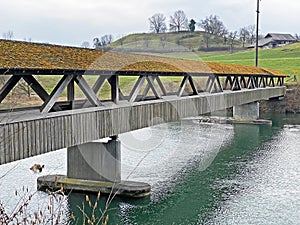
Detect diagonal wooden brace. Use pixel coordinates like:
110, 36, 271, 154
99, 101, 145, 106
41, 75, 74, 113
74, 75, 101, 107
0, 76, 21, 103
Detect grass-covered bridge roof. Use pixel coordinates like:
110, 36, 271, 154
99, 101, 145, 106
0, 39, 285, 76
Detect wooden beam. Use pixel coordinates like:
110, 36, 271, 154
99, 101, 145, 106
0, 76, 21, 103
108, 75, 119, 104
232, 76, 241, 91
22, 75, 49, 101
178, 76, 189, 97
74, 75, 101, 107
145, 76, 161, 99
67, 78, 75, 109
23, 75, 63, 111
92, 75, 111, 94
258, 76, 266, 88
41, 75, 74, 113
142, 76, 167, 98
155, 76, 167, 96
224, 75, 233, 90
208, 76, 216, 93
188, 76, 199, 95
129, 75, 146, 102
240, 76, 247, 88
215, 76, 223, 92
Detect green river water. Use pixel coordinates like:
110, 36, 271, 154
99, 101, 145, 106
1, 113, 300, 224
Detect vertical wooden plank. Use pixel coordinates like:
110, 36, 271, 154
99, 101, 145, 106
50, 118, 55, 152
59, 116, 64, 149
53, 117, 58, 151
32, 120, 37, 156
9, 124, 14, 162
27, 122, 32, 156
23, 122, 29, 158
70, 114, 75, 146
80, 114, 84, 143
38, 120, 44, 155
65, 115, 70, 148
35, 120, 40, 156
4, 125, 10, 163
18, 122, 24, 160
45, 119, 51, 153
0, 126, 5, 164
12, 123, 19, 161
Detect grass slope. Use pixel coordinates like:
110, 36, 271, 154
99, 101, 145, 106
110, 31, 244, 53
200, 43, 300, 74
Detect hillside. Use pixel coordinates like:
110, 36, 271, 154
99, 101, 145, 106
200, 43, 300, 75
110, 31, 245, 53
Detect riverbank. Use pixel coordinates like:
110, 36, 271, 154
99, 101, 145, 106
260, 83, 300, 113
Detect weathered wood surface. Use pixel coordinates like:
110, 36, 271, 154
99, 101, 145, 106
0, 86, 285, 165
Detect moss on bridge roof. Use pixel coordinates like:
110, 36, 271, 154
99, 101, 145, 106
0, 39, 285, 76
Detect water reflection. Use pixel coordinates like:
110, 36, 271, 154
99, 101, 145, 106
1, 114, 300, 224
207, 124, 300, 224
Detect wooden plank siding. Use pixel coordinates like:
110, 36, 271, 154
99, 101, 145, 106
0, 86, 285, 165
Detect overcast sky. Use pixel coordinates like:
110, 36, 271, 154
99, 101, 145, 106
1, 0, 299, 46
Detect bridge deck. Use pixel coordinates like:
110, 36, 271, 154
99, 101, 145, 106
0, 87, 285, 165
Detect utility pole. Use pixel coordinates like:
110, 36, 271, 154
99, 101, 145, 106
255, 0, 261, 67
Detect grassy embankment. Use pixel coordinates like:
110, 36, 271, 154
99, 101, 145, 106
110, 31, 244, 53
159, 42, 300, 77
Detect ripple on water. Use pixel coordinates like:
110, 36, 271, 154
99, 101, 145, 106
208, 125, 300, 225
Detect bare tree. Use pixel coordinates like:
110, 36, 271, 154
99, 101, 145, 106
101, 34, 113, 46
81, 41, 90, 48
247, 25, 256, 44
149, 13, 167, 33
239, 27, 250, 48
169, 10, 188, 32
228, 31, 238, 53
295, 33, 300, 40
93, 34, 113, 49
2, 30, 14, 40
199, 15, 228, 37
203, 33, 211, 49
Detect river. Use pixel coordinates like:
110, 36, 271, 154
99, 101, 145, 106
0, 113, 300, 224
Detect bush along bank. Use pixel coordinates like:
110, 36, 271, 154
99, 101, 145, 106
260, 84, 300, 113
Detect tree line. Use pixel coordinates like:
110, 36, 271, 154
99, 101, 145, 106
148, 10, 258, 47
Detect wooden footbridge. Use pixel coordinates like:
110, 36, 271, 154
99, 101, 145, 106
0, 40, 286, 196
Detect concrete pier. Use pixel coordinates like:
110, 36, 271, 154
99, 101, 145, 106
233, 102, 260, 120
37, 137, 151, 197
67, 138, 121, 182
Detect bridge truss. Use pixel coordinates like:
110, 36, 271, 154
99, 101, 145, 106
0, 69, 285, 113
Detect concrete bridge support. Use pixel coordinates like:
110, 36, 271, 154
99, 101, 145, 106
233, 102, 260, 120
38, 136, 151, 197
67, 137, 121, 182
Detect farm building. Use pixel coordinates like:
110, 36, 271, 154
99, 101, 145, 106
248, 33, 297, 49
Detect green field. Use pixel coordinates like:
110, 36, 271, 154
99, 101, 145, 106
200, 43, 300, 75
155, 43, 300, 75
